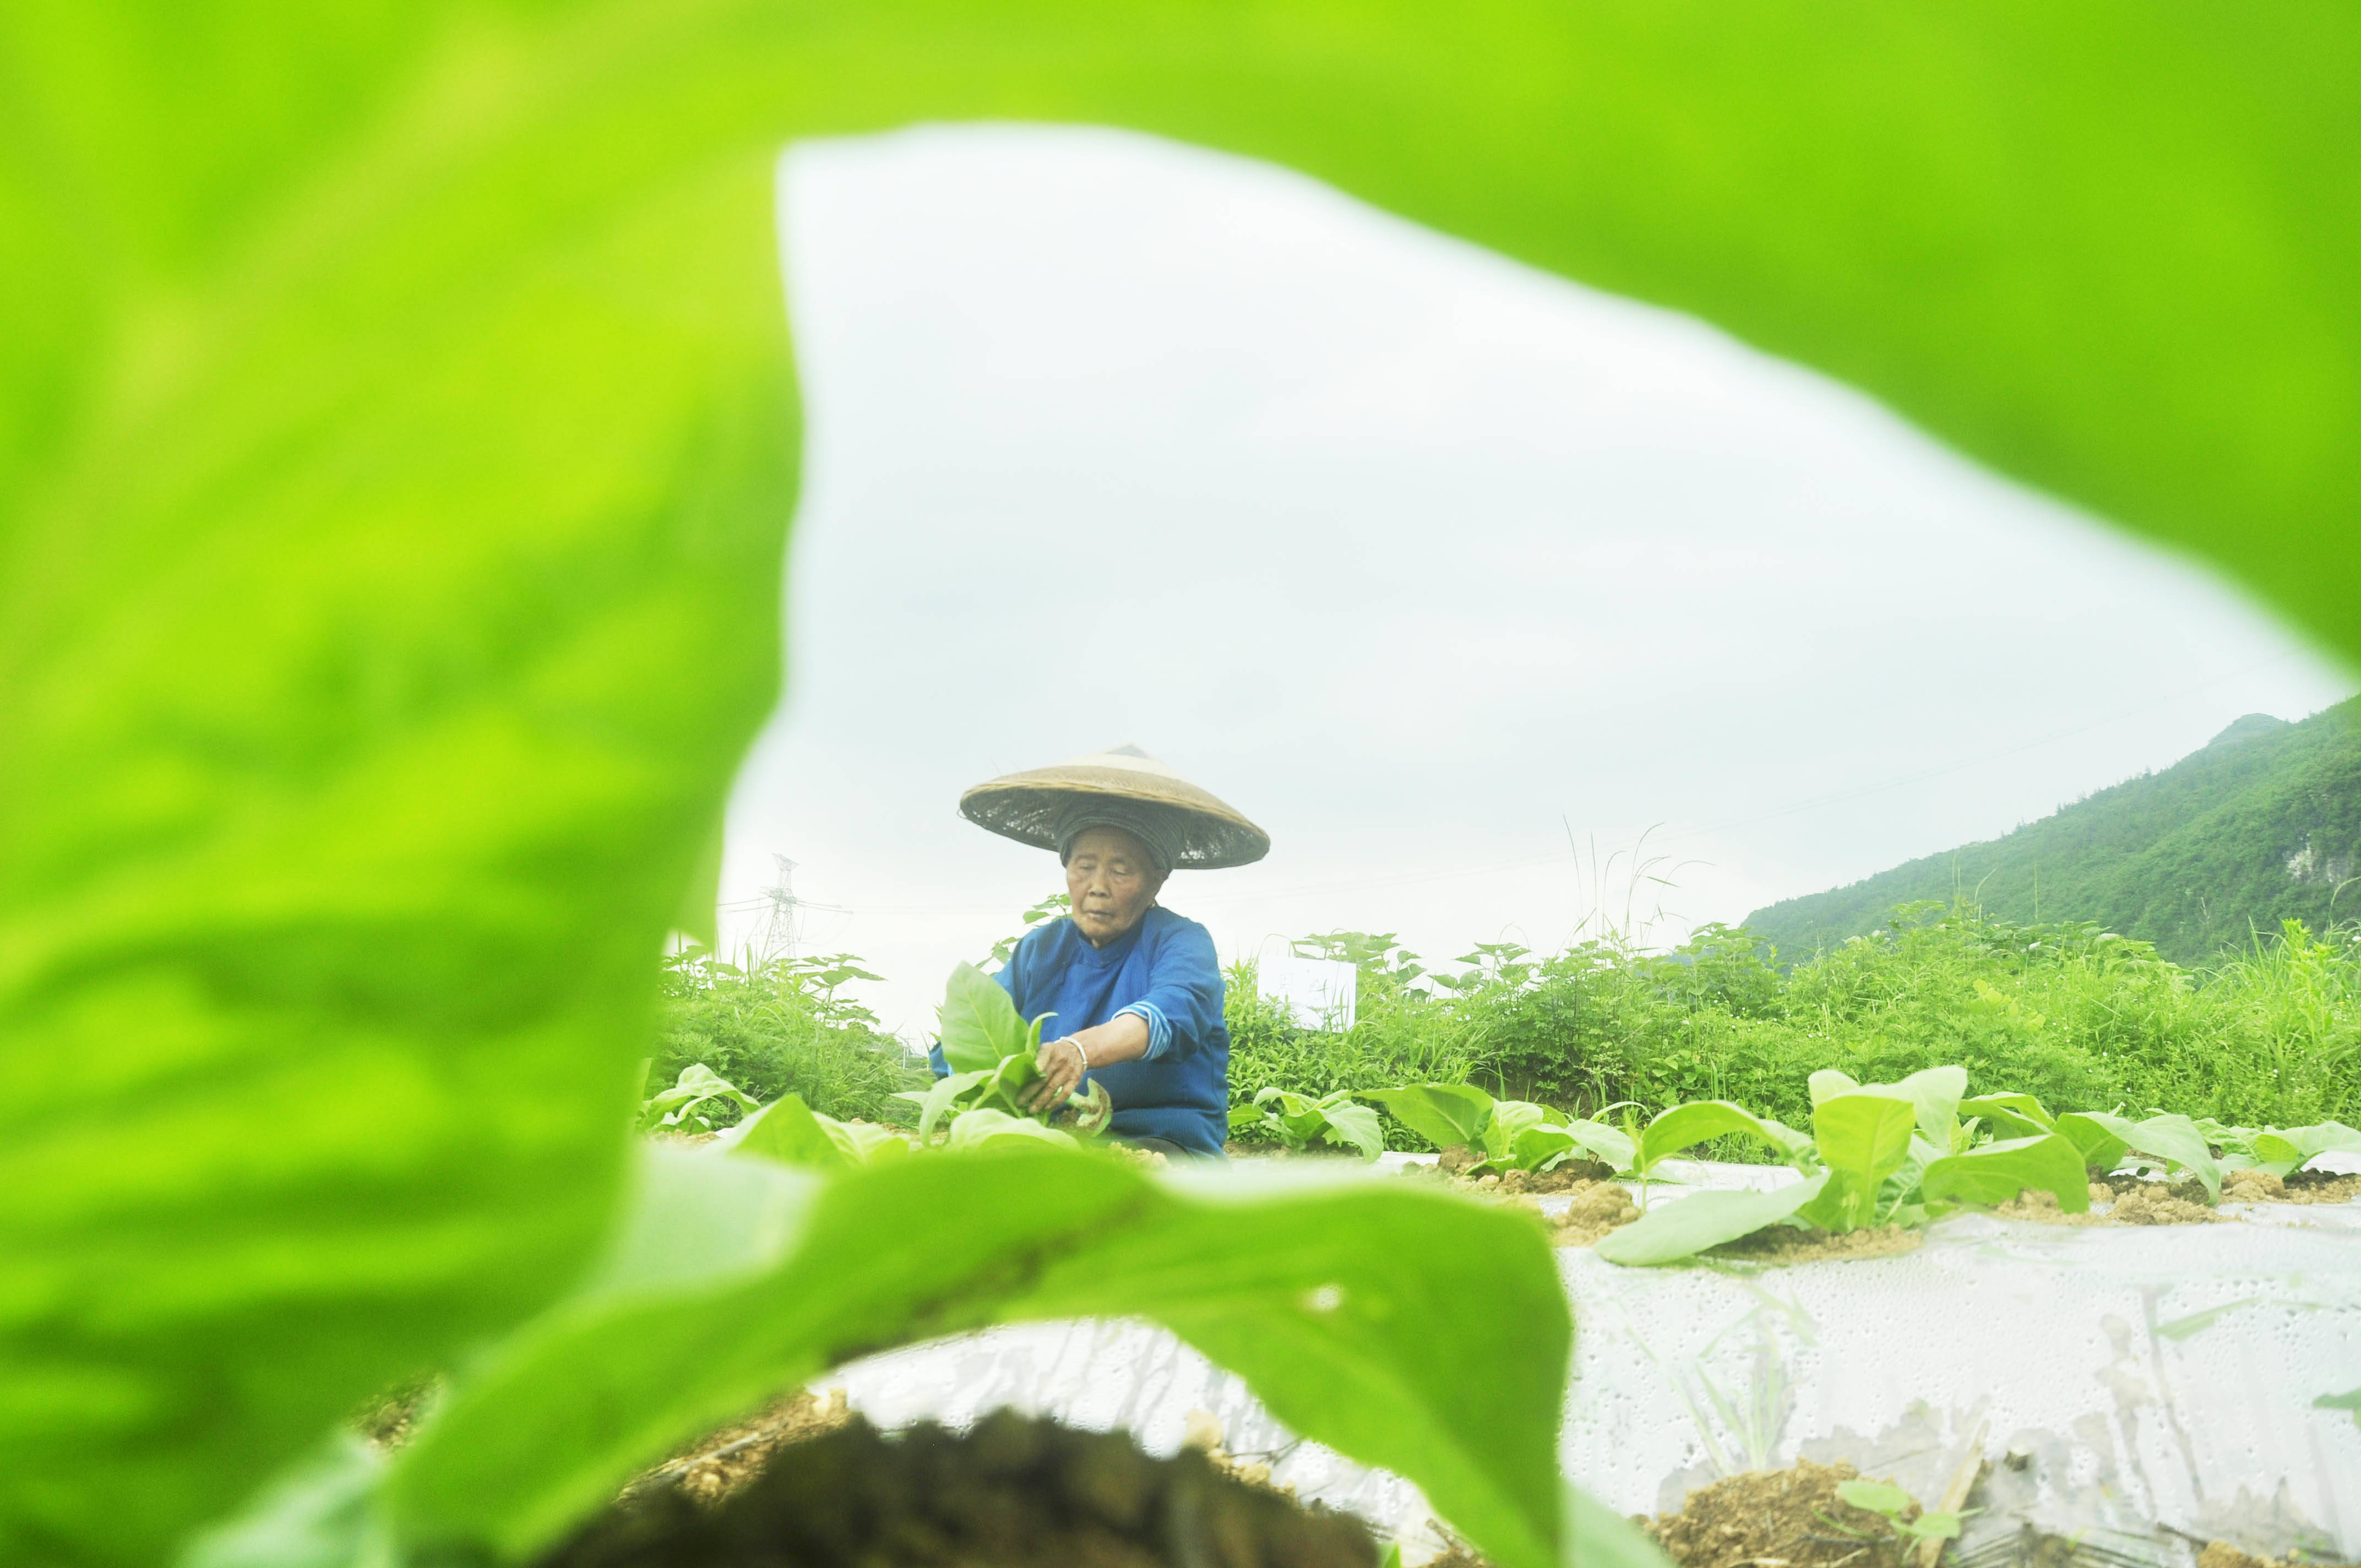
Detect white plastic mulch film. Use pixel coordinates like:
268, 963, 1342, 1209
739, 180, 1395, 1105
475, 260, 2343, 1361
814, 1158, 2361, 1567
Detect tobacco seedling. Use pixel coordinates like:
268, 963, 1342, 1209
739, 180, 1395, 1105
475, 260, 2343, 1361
895, 963, 1113, 1141
1829, 1478, 1963, 1545
637, 1064, 760, 1134
1599, 1065, 2091, 1266
1361, 1084, 1630, 1174
723, 1093, 912, 1169
1230, 1088, 1386, 1161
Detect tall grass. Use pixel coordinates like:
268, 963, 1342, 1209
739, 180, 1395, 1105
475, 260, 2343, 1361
1225, 905, 2361, 1144
652, 948, 929, 1125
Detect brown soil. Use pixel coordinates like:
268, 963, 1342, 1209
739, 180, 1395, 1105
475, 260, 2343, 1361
1543, 1180, 1646, 1247
353, 1375, 440, 1450
1709, 1224, 1923, 1264
1642, 1458, 1927, 1568
1998, 1181, 2224, 1227
2224, 1168, 2361, 1205
623, 1389, 859, 1506
538, 1409, 1379, 1568
2197, 1541, 2357, 1568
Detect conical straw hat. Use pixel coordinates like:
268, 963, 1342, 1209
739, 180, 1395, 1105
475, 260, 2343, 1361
959, 744, 1270, 869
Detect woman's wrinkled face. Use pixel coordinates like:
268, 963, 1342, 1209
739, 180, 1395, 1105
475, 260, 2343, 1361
1064, 826, 1168, 946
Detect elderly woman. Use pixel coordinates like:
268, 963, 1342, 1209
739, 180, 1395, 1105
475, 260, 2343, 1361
945, 745, 1269, 1157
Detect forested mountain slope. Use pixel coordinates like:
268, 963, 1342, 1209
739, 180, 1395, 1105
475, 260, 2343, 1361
1746, 697, 2361, 966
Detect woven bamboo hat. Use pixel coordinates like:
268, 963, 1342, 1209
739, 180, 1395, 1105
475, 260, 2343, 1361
959, 744, 1270, 870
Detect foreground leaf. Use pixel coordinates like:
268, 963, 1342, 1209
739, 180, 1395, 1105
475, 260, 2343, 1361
1596, 1173, 1831, 1266
1921, 1134, 2092, 1213
388, 1147, 1571, 1568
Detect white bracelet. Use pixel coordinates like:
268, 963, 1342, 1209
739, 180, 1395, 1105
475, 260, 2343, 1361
1074, 1038, 1090, 1071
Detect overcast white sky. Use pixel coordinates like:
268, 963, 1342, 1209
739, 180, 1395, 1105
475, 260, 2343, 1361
717, 123, 2353, 1038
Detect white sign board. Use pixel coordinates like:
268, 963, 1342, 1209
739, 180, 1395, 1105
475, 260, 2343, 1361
1254, 953, 1359, 1032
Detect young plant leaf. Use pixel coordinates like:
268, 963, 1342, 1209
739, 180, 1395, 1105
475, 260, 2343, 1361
1835, 1479, 1914, 1514
1362, 1085, 1497, 1151
913, 1070, 993, 1142
727, 1094, 850, 1170
1595, 1173, 1831, 1266
2078, 1112, 2224, 1201
1960, 1093, 2056, 1137
2251, 1121, 2361, 1178
1853, 1065, 1967, 1150
1485, 1100, 1555, 1159
1808, 1070, 1862, 1105
2055, 1112, 2132, 1177
1321, 1102, 1387, 1162
939, 962, 1026, 1074
946, 1108, 1076, 1151
387, 1146, 1573, 1568
1921, 1134, 2092, 1213
1635, 1101, 1811, 1176
1563, 1119, 1638, 1173
1798, 1095, 1919, 1233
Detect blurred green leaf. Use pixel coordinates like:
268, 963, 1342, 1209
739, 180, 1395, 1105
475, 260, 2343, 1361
388, 1147, 1571, 1568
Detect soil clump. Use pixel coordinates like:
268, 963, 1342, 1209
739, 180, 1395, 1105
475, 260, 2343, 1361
2227, 1168, 2361, 1205
1710, 1224, 1923, 1264
538, 1409, 1378, 1568
624, 1389, 858, 1506
1642, 1458, 1929, 1568
1543, 1180, 1646, 1247
2197, 1542, 2357, 1568
1999, 1182, 2223, 1227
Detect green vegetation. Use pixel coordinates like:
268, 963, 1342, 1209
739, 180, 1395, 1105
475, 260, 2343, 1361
1748, 701, 2361, 966
653, 949, 929, 1126
900, 963, 1113, 1144
1227, 908, 2361, 1149
20, 5, 2361, 1565
1228, 1088, 1385, 1161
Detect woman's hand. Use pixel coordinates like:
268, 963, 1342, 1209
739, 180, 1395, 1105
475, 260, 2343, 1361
1026, 1037, 1089, 1112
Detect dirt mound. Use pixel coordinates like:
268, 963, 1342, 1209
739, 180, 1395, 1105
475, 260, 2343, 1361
1998, 1183, 2223, 1227
1711, 1223, 1923, 1264
1546, 1180, 1645, 1247
540, 1409, 1380, 1568
2199, 1541, 2357, 1568
624, 1389, 858, 1506
2227, 1168, 2361, 1205
1642, 1458, 1927, 1568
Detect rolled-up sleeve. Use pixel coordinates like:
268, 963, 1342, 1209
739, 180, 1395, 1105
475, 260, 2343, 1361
1114, 921, 1224, 1061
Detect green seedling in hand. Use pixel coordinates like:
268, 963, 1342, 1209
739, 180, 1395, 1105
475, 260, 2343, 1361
897, 963, 1113, 1141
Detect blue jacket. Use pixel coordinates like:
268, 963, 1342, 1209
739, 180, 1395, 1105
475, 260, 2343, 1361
931, 907, 1231, 1156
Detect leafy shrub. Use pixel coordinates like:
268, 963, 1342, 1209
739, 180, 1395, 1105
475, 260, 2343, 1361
652, 950, 928, 1126
1228, 906, 2361, 1151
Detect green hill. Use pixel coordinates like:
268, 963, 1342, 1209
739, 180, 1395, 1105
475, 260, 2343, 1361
1745, 696, 2361, 966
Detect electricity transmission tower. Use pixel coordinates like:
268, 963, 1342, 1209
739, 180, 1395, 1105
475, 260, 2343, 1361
758, 855, 803, 960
